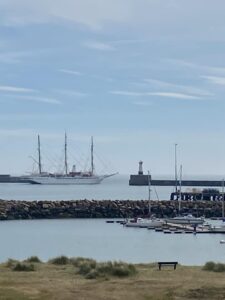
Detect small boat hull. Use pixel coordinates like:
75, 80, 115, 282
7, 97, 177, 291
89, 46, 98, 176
125, 218, 164, 228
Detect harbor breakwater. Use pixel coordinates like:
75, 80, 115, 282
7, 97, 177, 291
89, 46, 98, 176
0, 199, 224, 220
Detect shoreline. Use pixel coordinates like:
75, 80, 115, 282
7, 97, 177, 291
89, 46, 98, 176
0, 199, 224, 220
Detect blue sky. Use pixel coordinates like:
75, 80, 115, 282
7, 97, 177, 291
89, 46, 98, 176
1, 0, 225, 176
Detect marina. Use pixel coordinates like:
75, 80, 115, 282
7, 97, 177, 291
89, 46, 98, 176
0, 218, 225, 265
123, 217, 225, 234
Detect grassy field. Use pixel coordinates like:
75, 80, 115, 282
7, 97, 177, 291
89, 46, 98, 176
0, 258, 225, 300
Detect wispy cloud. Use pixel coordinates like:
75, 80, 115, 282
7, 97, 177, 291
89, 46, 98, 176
83, 41, 115, 51
110, 90, 202, 100
149, 92, 201, 100
202, 75, 225, 86
59, 69, 82, 76
0, 85, 35, 93
4, 95, 61, 105
143, 78, 212, 96
0, 49, 49, 64
167, 59, 225, 75
110, 91, 142, 97
55, 89, 88, 97
133, 101, 152, 107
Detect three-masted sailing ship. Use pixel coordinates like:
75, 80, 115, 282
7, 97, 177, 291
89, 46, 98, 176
28, 134, 117, 185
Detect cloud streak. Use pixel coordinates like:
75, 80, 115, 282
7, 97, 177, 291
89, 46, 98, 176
56, 89, 88, 97
83, 41, 115, 51
4, 95, 61, 105
167, 59, 225, 75
110, 90, 202, 100
202, 75, 225, 86
0, 85, 35, 93
143, 78, 212, 96
59, 69, 82, 76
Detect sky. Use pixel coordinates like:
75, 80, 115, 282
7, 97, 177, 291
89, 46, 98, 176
1, 0, 225, 176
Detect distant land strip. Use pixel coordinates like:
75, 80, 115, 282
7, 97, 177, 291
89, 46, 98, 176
0, 200, 223, 220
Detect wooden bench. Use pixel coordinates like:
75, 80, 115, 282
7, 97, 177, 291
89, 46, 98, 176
158, 262, 178, 270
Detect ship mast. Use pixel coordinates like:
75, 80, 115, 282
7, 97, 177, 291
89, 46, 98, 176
147, 170, 151, 217
38, 134, 42, 174
64, 132, 68, 175
91, 136, 94, 175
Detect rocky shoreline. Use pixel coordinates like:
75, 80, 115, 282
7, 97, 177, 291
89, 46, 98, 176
0, 199, 224, 220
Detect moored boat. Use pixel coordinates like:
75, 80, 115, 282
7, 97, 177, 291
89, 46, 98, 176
165, 214, 204, 225
125, 217, 164, 228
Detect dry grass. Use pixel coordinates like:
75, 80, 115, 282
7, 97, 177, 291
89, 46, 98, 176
0, 260, 225, 300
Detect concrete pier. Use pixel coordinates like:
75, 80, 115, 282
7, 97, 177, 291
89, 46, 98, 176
129, 175, 225, 187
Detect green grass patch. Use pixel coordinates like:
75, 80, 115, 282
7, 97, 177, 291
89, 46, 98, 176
12, 262, 35, 272
48, 255, 70, 265
5, 258, 19, 268
203, 261, 225, 272
24, 256, 42, 263
76, 260, 137, 279
71, 257, 96, 268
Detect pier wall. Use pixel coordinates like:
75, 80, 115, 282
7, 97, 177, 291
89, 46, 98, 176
129, 175, 225, 187
0, 199, 224, 220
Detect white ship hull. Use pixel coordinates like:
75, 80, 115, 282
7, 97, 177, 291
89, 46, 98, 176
29, 175, 107, 185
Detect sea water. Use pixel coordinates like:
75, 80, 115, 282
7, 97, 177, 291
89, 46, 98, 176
0, 175, 173, 201
0, 218, 225, 265
0, 174, 225, 265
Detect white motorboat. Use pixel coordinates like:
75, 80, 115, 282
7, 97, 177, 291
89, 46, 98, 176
165, 214, 204, 225
209, 224, 225, 232
125, 217, 164, 228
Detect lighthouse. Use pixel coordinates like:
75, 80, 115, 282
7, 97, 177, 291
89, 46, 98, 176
138, 161, 143, 175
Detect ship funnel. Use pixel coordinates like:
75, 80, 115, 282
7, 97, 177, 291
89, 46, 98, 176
138, 161, 143, 175
72, 164, 76, 173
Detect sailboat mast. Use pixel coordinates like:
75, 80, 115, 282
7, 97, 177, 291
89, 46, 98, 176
148, 170, 151, 217
38, 134, 42, 174
222, 178, 225, 218
179, 165, 182, 213
65, 132, 68, 175
174, 143, 178, 197
91, 136, 94, 174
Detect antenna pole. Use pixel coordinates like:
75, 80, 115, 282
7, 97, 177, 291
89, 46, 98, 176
148, 170, 151, 217
38, 134, 42, 174
222, 179, 225, 218
65, 132, 68, 175
175, 143, 178, 197
91, 136, 94, 174
179, 165, 182, 213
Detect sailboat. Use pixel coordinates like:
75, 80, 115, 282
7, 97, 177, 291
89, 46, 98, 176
125, 171, 164, 228
28, 134, 117, 185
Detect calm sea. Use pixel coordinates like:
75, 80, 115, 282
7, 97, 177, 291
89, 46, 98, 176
0, 174, 225, 265
0, 175, 173, 201
0, 218, 225, 265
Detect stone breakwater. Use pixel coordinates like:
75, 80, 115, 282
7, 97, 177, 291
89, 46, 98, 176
0, 199, 224, 220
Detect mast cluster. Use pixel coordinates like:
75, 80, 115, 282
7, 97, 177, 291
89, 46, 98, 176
37, 134, 94, 176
